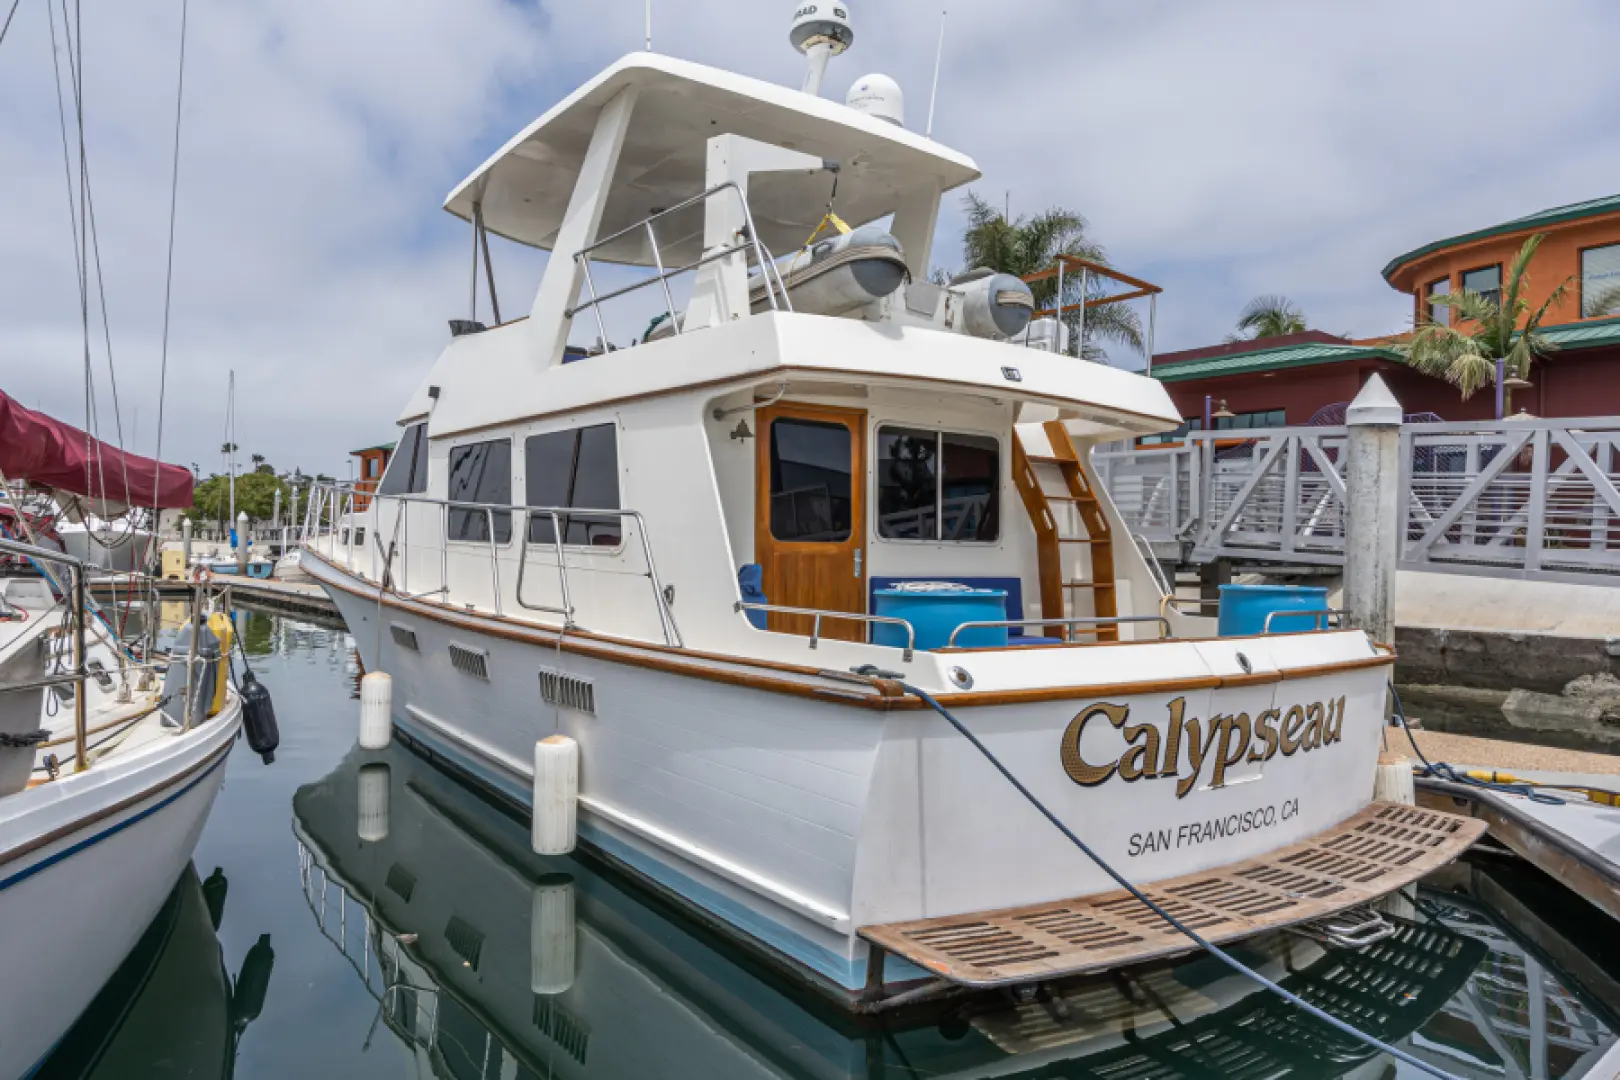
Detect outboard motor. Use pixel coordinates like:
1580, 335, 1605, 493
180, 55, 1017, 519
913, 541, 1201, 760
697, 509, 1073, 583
948, 268, 1035, 340
240, 666, 279, 764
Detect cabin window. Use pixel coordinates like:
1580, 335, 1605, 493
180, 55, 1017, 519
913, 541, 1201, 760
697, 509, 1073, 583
1425, 278, 1450, 327
1461, 264, 1501, 308
378, 423, 428, 496
446, 439, 512, 543
768, 418, 852, 542
1582, 244, 1620, 317
524, 423, 621, 546
876, 427, 999, 542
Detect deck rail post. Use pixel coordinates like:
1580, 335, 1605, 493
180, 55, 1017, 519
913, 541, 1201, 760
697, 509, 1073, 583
1344, 376, 1402, 646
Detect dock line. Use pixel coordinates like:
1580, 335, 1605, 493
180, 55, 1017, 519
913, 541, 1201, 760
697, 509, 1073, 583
884, 671, 1466, 1080
1390, 685, 1568, 806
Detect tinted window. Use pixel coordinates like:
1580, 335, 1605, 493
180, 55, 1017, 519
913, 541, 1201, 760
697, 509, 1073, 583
1461, 265, 1501, 308
378, 423, 428, 496
524, 424, 621, 546
1582, 244, 1620, 317
769, 418, 851, 542
876, 427, 937, 539
447, 440, 512, 543
876, 427, 999, 542
1426, 278, 1450, 327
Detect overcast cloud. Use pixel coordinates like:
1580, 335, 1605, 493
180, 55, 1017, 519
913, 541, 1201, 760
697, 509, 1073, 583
3, 0, 1618, 480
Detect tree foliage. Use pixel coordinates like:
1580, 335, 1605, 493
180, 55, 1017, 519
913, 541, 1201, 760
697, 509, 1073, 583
1227, 295, 1309, 342
188, 456, 300, 525
1398, 233, 1571, 401
948, 191, 1143, 362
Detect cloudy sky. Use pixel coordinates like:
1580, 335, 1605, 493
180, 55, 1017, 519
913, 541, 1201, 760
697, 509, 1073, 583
4, 0, 1619, 482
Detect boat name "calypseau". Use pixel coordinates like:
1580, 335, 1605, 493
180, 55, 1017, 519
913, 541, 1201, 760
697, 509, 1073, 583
1060, 695, 1347, 798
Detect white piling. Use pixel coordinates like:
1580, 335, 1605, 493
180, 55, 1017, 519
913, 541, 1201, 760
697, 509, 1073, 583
181, 517, 193, 573
236, 511, 250, 575
1344, 376, 1402, 646
530, 879, 576, 995
358, 672, 393, 749
532, 736, 579, 855
357, 763, 390, 842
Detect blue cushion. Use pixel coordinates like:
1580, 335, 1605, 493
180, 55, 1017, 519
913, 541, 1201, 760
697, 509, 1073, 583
737, 564, 768, 629
868, 576, 1035, 636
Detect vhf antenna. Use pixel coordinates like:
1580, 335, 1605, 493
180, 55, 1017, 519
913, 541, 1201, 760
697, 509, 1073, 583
926, 9, 946, 137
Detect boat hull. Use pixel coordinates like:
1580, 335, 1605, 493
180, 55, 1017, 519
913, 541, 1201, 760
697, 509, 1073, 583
59, 528, 155, 574
305, 550, 1393, 999
0, 700, 239, 1078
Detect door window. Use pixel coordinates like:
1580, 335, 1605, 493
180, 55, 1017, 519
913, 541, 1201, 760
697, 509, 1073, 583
446, 439, 512, 543
768, 418, 852, 542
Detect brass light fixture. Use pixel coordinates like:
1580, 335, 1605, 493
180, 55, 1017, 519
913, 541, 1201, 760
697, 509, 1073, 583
1211, 399, 1236, 421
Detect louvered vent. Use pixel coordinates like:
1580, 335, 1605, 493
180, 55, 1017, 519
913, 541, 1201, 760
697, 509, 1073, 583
389, 624, 419, 651
539, 668, 595, 714
448, 642, 489, 680
385, 864, 416, 902
444, 915, 485, 971
532, 997, 591, 1063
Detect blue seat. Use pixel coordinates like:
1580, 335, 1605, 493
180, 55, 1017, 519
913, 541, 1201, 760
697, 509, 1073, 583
867, 576, 1061, 645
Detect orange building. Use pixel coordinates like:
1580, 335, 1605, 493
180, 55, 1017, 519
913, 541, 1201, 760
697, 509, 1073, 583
1150, 193, 1620, 429
350, 441, 394, 510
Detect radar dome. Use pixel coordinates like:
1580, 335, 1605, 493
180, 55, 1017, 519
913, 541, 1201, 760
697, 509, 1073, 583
845, 73, 903, 126
789, 3, 854, 56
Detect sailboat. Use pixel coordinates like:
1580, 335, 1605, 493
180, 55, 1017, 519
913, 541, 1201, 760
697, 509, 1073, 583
298, 10, 1483, 1007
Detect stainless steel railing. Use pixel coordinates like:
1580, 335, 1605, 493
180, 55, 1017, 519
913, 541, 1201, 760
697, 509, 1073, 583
302, 483, 683, 648
733, 601, 917, 662
564, 182, 793, 347
944, 615, 1174, 647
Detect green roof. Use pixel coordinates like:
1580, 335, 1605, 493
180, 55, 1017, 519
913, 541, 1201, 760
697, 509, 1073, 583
1538, 313, 1620, 351
1151, 341, 1403, 383
349, 441, 396, 455
1382, 193, 1620, 283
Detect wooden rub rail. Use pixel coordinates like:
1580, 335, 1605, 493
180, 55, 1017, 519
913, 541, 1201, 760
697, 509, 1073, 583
860, 802, 1484, 988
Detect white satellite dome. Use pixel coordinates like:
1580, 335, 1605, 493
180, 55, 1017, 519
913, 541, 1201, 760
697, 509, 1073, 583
845, 73, 903, 127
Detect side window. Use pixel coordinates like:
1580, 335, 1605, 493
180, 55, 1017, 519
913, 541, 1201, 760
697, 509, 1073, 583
877, 427, 1000, 542
768, 418, 852, 542
378, 423, 429, 496
524, 423, 621, 546
446, 439, 512, 543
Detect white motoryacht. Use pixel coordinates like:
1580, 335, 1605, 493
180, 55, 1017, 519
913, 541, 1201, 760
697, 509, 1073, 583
0, 542, 243, 1076
299, 21, 1481, 1007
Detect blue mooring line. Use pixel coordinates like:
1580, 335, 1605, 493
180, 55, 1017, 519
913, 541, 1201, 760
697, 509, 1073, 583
896, 678, 1465, 1080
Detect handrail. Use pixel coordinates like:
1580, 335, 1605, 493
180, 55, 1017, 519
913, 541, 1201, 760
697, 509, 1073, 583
564, 182, 793, 347
945, 615, 1173, 648
1262, 608, 1347, 634
733, 601, 915, 663
301, 483, 683, 648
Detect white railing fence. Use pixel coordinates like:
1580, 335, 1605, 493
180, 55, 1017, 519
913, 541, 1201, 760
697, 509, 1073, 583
1095, 417, 1620, 585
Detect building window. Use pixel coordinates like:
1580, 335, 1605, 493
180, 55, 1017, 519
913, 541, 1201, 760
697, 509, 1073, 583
364, 457, 380, 480
524, 424, 621, 546
876, 427, 1000, 542
1461, 264, 1501, 308
378, 424, 428, 496
1582, 243, 1620, 317
768, 418, 852, 542
1425, 278, 1450, 326
446, 439, 512, 543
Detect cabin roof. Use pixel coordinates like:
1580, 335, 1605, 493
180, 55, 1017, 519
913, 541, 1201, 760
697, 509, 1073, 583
443, 53, 980, 267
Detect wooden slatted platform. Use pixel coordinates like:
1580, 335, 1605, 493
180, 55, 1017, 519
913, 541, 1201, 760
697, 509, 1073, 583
860, 802, 1485, 988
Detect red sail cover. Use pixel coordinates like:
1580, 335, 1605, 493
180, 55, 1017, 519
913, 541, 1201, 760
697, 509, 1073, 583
0, 390, 193, 510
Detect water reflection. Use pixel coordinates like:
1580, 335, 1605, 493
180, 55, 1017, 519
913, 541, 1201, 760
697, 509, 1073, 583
290, 738, 1555, 1079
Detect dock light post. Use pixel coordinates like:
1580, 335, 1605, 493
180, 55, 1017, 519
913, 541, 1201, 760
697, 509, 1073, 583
1495, 357, 1505, 420
1344, 376, 1402, 647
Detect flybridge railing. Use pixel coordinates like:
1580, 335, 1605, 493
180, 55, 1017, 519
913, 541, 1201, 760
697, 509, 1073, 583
300, 482, 683, 647
1094, 417, 1620, 585
564, 182, 793, 348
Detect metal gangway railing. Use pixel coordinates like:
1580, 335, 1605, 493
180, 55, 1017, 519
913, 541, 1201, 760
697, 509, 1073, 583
1093, 416, 1620, 585
300, 482, 683, 647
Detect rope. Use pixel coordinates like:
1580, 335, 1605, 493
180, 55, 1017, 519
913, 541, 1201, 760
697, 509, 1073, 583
886, 676, 1465, 1080
1389, 686, 1564, 806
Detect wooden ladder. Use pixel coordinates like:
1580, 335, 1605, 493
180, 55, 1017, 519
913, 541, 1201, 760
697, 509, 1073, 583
1011, 420, 1118, 641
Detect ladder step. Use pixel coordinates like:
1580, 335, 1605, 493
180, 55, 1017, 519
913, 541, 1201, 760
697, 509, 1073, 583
1057, 536, 1104, 544
1044, 494, 1098, 504
1026, 454, 1072, 465
1063, 581, 1115, 589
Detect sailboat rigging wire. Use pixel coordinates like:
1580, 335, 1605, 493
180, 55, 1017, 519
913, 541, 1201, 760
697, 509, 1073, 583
149, 0, 190, 584
890, 678, 1466, 1080
0, 0, 21, 51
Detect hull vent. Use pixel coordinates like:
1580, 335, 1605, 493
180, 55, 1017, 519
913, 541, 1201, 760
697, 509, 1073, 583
448, 643, 490, 680
444, 915, 484, 971
389, 624, 419, 651
385, 864, 416, 902
533, 998, 591, 1064
539, 668, 595, 714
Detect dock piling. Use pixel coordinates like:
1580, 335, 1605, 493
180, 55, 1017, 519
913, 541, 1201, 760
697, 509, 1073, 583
1344, 376, 1401, 645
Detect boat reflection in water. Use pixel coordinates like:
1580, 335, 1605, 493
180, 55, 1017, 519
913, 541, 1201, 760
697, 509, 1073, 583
293, 740, 1496, 1080
32, 863, 274, 1079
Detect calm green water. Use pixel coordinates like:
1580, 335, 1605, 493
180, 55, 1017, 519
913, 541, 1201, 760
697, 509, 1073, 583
34, 608, 1620, 1079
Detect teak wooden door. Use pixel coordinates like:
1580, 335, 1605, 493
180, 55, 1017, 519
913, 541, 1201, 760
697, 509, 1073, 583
755, 403, 867, 640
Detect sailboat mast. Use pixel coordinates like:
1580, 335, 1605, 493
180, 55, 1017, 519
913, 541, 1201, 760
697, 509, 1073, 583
227, 370, 236, 530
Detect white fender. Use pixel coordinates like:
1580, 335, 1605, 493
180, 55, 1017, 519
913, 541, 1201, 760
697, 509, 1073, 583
359, 671, 392, 750
357, 763, 390, 843
530, 879, 576, 995
532, 735, 579, 855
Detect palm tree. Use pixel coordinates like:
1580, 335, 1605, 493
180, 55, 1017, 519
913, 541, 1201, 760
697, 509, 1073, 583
1399, 233, 1570, 405
1227, 295, 1308, 343
951, 191, 1143, 361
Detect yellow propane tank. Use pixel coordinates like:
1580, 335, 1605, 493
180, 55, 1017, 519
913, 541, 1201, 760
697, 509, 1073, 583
207, 611, 235, 716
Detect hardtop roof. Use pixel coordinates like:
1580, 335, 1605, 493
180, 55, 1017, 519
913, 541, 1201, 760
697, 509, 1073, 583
444, 53, 980, 267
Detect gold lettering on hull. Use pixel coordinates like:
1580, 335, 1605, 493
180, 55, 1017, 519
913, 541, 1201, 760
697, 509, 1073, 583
1060, 696, 1348, 798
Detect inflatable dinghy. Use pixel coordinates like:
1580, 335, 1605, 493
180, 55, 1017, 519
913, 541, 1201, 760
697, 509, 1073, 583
749, 225, 908, 316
